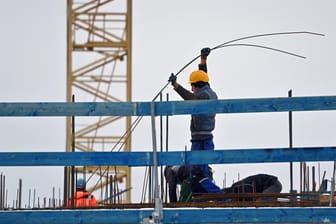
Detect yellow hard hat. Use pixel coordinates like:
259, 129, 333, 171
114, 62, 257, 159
189, 70, 209, 84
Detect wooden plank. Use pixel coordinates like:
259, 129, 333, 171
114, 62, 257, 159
1, 96, 336, 117
0, 147, 335, 166
0, 207, 335, 223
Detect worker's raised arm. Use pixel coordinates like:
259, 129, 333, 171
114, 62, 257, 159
199, 47, 211, 73
168, 73, 179, 89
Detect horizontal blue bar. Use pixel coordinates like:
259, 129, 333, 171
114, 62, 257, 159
0, 147, 335, 166
0, 207, 335, 223
0, 95, 336, 117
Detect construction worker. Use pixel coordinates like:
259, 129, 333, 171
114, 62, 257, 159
67, 178, 98, 207
164, 165, 190, 202
168, 47, 222, 195
164, 165, 216, 202
223, 174, 282, 201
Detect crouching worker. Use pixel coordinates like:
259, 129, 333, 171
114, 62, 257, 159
67, 178, 98, 207
223, 174, 282, 201
164, 165, 218, 202
164, 165, 191, 202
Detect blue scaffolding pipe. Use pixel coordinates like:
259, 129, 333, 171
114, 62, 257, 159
1, 96, 336, 223
0, 207, 336, 224
0, 147, 336, 167
0, 95, 336, 117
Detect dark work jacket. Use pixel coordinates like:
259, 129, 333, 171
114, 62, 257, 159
174, 84, 217, 141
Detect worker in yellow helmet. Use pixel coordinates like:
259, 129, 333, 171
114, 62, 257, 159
168, 48, 222, 196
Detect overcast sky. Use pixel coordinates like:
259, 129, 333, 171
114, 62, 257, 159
0, 0, 336, 205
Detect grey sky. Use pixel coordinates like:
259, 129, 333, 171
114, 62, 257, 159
0, 0, 335, 204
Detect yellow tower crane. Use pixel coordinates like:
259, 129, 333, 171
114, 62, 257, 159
65, 0, 132, 203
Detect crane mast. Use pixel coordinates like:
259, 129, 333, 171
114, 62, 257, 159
65, 0, 132, 203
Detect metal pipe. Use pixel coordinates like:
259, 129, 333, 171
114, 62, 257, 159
114, 175, 117, 204
300, 162, 303, 193
3, 175, 5, 209
18, 178, 22, 209
307, 166, 310, 192
150, 101, 163, 223
28, 189, 31, 209
33, 189, 36, 209
0, 173, 3, 210
59, 187, 61, 208
109, 175, 113, 204
141, 167, 149, 203
53, 187, 56, 208
71, 94, 75, 208
104, 173, 108, 206
330, 161, 336, 206
312, 166, 316, 192
318, 163, 321, 189
165, 93, 169, 203
5, 189, 8, 209
1, 175, 5, 209
288, 90, 294, 194
148, 167, 152, 202
303, 162, 306, 192
159, 93, 164, 202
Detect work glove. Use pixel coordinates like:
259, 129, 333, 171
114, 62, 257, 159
201, 47, 211, 57
168, 73, 177, 85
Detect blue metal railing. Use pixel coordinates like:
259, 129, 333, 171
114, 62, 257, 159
0, 96, 335, 223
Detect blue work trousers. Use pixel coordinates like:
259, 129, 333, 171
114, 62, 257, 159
191, 139, 222, 193
191, 139, 214, 178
